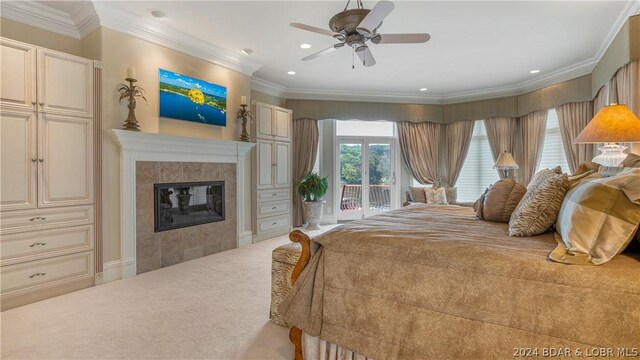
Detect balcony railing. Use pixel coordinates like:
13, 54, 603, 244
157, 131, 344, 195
340, 184, 391, 212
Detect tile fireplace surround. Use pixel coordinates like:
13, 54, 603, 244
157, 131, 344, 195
109, 130, 254, 279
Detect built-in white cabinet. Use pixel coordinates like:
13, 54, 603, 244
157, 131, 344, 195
252, 101, 292, 242
0, 37, 95, 310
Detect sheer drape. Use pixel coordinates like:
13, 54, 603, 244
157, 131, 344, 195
556, 102, 594, 173
594, 84, 610, 113
292, 118, 319, 227
519, 111, 547, 185
444, 121, 474, 187
611, 60, 640, 154
397, 121, 441, 185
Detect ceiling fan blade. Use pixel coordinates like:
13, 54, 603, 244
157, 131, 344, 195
357, 0, 395, 34
302, 44, 341, 61
290, 23, 339, 37
374, 33, 431, 44
356, 46, 376, 67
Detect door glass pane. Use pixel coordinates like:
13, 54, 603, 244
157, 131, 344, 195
368, 143, 391, 213
339, 143, 362, 216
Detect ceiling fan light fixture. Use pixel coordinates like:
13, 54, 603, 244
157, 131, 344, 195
300, 43, 312, 49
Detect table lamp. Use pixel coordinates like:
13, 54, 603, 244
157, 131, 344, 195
574, 103, 640, 166
494, 151, 518, 179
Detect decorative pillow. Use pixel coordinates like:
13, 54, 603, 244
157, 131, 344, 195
509, 170, 569, 237
527, 166, 562, 190
621, 153, 640, 167
550, 168, 640, 265
598, 166, 631, 177
567, 170, 599, 188
424, 187, 447, 205
476, 179, 526, 223
408, 186, 427, 203
572, 162, 599, 176
444, 187, 457, 204
473, 188, 489, 218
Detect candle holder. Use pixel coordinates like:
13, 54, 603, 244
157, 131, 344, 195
235, 104, 253, 142
118, 77, 147, 131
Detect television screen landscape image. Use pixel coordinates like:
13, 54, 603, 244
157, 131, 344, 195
159, 69, 227, 126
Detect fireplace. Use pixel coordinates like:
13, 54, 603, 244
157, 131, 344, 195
154, 181, 225, 232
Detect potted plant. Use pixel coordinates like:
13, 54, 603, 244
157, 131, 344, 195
296, 172, 329, 230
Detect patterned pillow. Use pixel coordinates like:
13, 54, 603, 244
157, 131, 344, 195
621, 153, 640, 167
550, 168, 640, 265
509, 170, 569, 237
424, 187, 447, 205
408, 186, 427, 203
598, 166, 631, 177
527, 166, 562, 190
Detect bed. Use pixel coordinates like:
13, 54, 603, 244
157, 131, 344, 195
280, 204, 640, 359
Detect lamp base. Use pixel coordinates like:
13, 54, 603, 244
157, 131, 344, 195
592, 144, 627, 167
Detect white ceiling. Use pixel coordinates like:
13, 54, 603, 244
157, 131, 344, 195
25, 1, 640, 102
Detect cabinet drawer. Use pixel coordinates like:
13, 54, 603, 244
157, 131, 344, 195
1, 225, 93, 265
257, 215, 290, 233
1, 251, 94, 295
257, 188, 290, 203
1, 205, 93, 235
257, 200, 290, 219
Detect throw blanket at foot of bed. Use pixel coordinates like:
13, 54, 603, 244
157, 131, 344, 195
279, 205, 640, 359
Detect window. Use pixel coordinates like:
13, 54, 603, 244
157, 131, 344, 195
456, 121, 500, 202
537, 109, 570, 174
336, 120, 395, 137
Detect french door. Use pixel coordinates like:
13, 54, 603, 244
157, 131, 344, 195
337, 137, 397, 221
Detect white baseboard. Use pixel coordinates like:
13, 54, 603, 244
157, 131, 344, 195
96, 258, 136, 284
238, 231, 253, 247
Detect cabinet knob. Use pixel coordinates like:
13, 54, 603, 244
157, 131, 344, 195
31, 158, 37, 163
38, 102, 44, 107
272, 207, 277, 210
272, 222, 278, 226
38, 158, 44, 162
272, 193, 277, 197
29, 272, 46, 278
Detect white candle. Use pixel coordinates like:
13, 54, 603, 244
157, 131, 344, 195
127, 67, 136, 79
240, 96, 247, 106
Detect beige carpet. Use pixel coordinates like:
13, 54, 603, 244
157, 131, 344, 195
1, 226, 337, 359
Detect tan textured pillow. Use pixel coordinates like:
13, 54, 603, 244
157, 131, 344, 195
527, 166, 562, 190
408, 186, 427, 203
477, 179, 526, 223
621, 153, 640, 167
509, 170, 569, 236
444, 187, 457, 204
572, 162, 600, 176
424, 187, 447, 205
550, 168, 640, 265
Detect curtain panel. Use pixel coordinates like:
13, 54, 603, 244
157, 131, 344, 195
397, 121, 441, 185
292, 118, 319, 227
556, 102, 594, 173
483, 117, 518, 178
611, 60, 640, 154
518, 110, 548, 185
593, 84, 610, 114
444, 121, 474, 187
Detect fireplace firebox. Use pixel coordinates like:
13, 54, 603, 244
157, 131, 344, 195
154, 181, 225, 232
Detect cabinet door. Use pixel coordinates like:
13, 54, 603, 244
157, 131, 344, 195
38, 114, 93, 207
37, 49, 93, 118
0, 39, 36, 111
274, 108, 291, 141
255, 102, 274, 140
0, 110, 37, 211
256, 140, 274, 190
274, 141, 290, 188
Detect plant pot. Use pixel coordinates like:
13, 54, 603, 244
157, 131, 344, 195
303, 201, 325, 230
176, 194, 192, 215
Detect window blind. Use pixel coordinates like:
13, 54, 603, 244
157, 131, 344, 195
537, 109, 570, 174
456, 121, 499, 202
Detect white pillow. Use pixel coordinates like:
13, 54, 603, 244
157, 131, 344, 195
424, 187, 448, 205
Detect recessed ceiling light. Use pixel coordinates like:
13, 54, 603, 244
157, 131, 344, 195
287, 71, 296, 75
300, 43, 312, 49
529, 69, 540, 74
419, 88, 428, 92
148, 9, 166, 18
240, 48, 253, 56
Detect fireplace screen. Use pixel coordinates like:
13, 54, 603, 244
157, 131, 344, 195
154, 181, 225, 232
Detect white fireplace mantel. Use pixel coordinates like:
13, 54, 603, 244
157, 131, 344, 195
108, 129, 255, 279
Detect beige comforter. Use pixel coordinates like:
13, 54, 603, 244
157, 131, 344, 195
280, 205, 640, 359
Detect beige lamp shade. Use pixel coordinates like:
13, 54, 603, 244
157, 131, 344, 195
574, 104, 640, 143
493, 151, 519, 169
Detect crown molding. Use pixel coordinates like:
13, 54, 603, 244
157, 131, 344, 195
92, 2, 263, 76
282, 87, 445, 104
71, 1, 100, 38
250, 77, 287, 98
0, 1, 81, 39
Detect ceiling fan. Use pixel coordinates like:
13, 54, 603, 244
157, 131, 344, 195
290, 0, 430, 67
